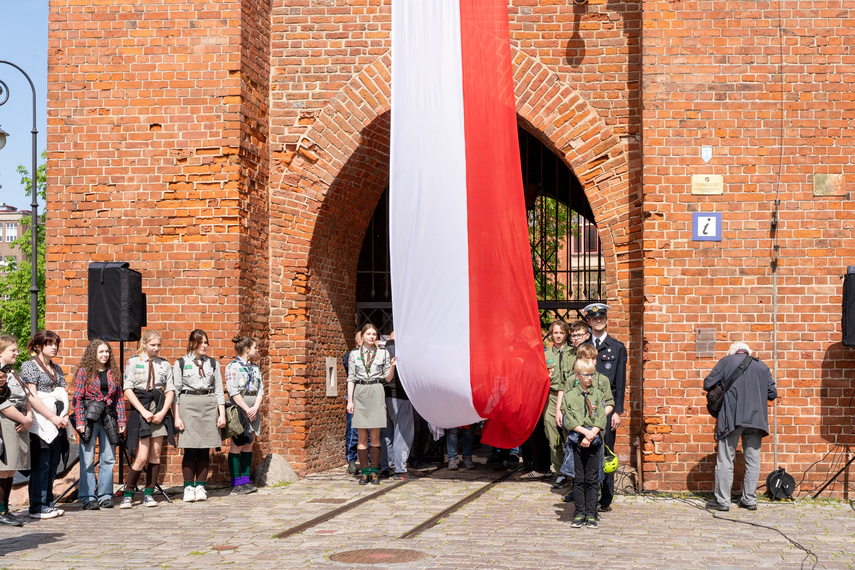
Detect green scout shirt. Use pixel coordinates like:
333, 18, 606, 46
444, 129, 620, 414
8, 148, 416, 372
562, 384, 608, 432
545, 344, 575, 391
564, 371, 615, 409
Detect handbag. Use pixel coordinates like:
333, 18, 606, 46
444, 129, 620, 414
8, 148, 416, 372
706, 354, 754, 418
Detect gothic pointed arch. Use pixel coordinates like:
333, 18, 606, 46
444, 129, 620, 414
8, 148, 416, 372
267, 48, 632, 472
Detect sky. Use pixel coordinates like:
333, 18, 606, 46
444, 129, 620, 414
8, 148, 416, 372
0, 2, 48, 210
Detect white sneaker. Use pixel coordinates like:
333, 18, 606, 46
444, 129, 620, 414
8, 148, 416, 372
143, 495, 157, 508
118, 496, 133, 509
183, 486, 196, 503
194, 486, 207, 502
29, 507, 61, 519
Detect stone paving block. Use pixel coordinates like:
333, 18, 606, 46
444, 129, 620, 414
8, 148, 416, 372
2, 464, 854, 568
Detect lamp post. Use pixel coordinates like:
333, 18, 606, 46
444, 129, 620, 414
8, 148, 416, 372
0, 61, 40, 337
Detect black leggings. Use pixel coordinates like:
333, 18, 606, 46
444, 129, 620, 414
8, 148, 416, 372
182, 448, 210, 482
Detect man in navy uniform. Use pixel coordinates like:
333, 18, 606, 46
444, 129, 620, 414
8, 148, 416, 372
583, 303, 626, 513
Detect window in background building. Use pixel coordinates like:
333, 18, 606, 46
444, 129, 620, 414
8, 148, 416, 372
570, 214, 600, 254
5, 223, 16, 242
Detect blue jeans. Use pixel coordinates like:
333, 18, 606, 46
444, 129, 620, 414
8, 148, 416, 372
345, 410, 358, 463
383, 397, 414, 473
78, 419, 117, 504
28, 433, 63, 514
446, 427, 473, 460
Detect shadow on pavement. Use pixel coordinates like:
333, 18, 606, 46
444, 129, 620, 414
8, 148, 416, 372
0, 532, 63, 556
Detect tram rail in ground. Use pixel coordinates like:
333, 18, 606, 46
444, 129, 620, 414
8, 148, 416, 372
273, 465, 523, 540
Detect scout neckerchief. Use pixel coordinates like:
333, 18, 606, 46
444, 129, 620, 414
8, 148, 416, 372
34, 356, 58, 390
146, 357, 156, 391
235, 357, 259, 392
360, 345, 378, 378
582, 390, 594, 418
193, 355, 207, 382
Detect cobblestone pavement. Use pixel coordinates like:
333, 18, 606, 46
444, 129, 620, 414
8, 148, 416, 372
1, 460, 853, 569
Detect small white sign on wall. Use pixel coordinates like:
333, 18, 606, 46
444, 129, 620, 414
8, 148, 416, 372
325, 357, 338, 397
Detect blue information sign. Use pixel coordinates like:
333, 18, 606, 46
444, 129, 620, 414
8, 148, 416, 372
692, 212, 722, 242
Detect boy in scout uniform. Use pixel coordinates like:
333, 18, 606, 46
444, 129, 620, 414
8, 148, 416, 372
563, 358, 607, 529
543, 320, 575, 488
583, 303, 627, 513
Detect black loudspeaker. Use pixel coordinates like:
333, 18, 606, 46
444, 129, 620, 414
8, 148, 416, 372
88, 262, 146, 342
844, 272, 855, 348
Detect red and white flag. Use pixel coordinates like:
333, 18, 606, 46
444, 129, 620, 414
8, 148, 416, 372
389, 0, 549, 448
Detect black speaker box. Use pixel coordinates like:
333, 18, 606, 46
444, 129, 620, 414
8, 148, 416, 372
844, 273, 855, 347
88, 262, 146, 342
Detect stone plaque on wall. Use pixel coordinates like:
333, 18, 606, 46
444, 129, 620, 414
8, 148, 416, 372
813, 174, 846, 197
695, 328, 716, 358
691, 174, 723, 195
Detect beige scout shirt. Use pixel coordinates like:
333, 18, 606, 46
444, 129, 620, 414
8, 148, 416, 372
172, 353, 225, 405
124, 354, 175, 393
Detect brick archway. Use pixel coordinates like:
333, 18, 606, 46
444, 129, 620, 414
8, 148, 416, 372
269, 49, 632, 473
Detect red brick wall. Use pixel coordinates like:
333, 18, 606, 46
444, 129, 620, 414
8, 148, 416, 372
46, 0, 270, 484
641, 0, 855, 497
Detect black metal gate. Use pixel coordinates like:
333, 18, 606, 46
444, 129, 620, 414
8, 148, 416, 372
520, 128, 605, 329
355, 127, 605, 336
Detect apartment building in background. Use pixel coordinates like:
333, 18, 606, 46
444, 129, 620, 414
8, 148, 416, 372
0, 203, 29, 267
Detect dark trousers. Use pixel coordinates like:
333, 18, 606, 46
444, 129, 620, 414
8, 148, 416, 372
521, 412, 551, 472
600, 411, 617, 508
572, 441, 599, 519
28, 433, 62, 514
410, 408, 430, 462
345, 410, 358, 463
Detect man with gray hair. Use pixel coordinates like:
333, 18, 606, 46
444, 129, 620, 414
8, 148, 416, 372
703, 341, 777, 511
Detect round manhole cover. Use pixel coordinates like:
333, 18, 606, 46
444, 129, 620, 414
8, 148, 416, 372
330, 548, 426, 564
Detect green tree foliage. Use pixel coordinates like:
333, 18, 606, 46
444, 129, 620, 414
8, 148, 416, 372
0, 151, 46, 365
528, 195, 576, 301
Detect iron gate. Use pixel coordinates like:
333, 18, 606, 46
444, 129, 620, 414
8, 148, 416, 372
355, 127, 605, 337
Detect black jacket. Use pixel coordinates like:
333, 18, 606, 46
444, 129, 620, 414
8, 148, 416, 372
593, 335, 627, 415
382, 340, 409, 401
126, 388, 176, 453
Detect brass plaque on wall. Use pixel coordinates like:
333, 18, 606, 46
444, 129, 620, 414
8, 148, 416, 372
813, 174, 846, 197
691, 174, 723, 195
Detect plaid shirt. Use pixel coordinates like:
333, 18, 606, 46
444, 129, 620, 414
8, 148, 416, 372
72, 368, 127, 429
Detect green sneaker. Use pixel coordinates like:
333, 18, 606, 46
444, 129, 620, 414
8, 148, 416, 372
570, 514, 585, 528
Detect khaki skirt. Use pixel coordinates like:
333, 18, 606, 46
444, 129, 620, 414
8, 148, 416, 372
0, 413, 31, 471
242, 394, 261, 436
146, 399, 169, 438
178, 393, 221, 449
351, 383, 386, 429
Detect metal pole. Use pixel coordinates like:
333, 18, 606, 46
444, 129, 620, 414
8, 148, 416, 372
0, 61, 40, 337
772, 254, 778, 468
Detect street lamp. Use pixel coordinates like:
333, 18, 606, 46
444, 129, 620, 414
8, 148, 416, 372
0, 62, 40, 337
